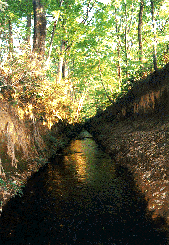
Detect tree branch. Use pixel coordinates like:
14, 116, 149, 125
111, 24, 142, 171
46, 0, 64, 67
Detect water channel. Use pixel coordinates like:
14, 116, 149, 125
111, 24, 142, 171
0, 131, 167, 244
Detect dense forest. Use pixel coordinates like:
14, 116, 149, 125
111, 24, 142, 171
0, 0, 169, 125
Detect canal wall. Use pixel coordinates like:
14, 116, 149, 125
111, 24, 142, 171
0, 98, 51, 209
100, 62, 169, 121
85, 63, 169, 232
0, 97, 82, 212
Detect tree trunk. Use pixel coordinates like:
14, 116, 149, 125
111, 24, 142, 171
46, 20, 57, 67
57, 40, 66, 83
8, 19, 13, 55
138, 0, 144, 62
150, 0, 158, 71
32, 0, 46, 57
62, 56, 68, 79
124, 0, 128, 79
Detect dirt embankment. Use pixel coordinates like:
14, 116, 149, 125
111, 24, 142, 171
0, 97, 82, 212
0, 99, 49, 210
85, 64, 169, 234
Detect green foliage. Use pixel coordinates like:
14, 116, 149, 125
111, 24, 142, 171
0, 177, 24, 198
34, 156, 48, 167
0, 178, 7, 189
1, 0, 169, 123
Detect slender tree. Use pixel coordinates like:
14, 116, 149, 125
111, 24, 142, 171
150, 0, 158, 71
7, 18, 13, 59
138, 0, 144, 62
124, 0, 128, 79
57, 40, 67, 83
46, 0, 63, 67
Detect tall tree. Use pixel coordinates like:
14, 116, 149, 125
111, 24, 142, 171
138, 0, 144, 62
124, 0, 128, 79
32, 0, 47, 57
150, 0, 158, 71
8, 18, 13, 56
57, 40, 67, 83
2, 0, 169, 122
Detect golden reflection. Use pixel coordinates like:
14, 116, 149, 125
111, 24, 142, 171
65, 138, 114, 184
46, 136, 114, 206
74, 152, 87, 181
67, 140, 88, 182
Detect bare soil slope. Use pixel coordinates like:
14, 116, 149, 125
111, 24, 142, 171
85, 64, 169, 237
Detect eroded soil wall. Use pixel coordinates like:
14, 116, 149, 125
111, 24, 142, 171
85, 64, 169, 234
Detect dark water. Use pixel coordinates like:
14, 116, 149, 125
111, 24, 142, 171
0, 132, 167, 244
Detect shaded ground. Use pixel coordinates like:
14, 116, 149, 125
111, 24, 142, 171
85, 115, 169, 241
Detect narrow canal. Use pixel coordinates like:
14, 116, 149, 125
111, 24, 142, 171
0, 131, 167, 244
